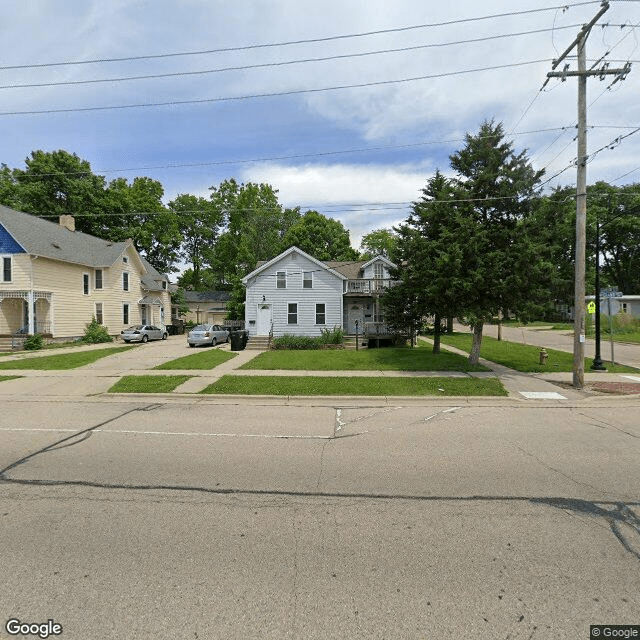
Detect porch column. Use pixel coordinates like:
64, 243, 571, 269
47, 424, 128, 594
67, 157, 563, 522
27, 291, 35, 334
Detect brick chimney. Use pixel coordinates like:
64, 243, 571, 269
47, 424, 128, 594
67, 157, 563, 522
59, 215, 75, 232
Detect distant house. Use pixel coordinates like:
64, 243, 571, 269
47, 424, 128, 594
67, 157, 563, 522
0, 204, 172, 341
178, 291, 231, 325
586, 294, 640, 319
242, 245, 396, 338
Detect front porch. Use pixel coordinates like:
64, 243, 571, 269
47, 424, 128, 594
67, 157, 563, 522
0, 290, 53, 338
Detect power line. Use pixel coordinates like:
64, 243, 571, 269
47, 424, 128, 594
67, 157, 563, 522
0, 2, 601, 71
9, 125, 635, 179
0, 59, 552, 117
0, 26, 584, 91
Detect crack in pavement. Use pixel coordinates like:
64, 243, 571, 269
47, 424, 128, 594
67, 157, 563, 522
0, 404, 160, 477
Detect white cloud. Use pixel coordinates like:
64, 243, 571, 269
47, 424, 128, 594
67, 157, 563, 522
241, 161, 434, 247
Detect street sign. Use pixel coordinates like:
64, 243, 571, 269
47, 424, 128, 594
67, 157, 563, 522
587, 301, 596, 313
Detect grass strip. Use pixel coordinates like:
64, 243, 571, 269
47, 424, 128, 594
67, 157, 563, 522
438, 333, 639, 373
0, 346, 134, 370
0, 375, 22, 382
155, 348, 236, 370
239, 344, 489, 372
108, 375, 191, 393
199, 375, 506, 396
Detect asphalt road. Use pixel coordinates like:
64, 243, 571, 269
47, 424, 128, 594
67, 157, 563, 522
1, 395, 639, 639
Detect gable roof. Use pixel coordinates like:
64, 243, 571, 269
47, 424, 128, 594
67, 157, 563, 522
0, 204, 132, 268
242, 246, 347, 283
183, 291, 231, 303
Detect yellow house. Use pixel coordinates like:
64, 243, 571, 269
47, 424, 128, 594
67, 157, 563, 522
0, 205, 172, 341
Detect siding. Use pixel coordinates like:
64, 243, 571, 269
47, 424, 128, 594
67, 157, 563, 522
245, 253, 343, 337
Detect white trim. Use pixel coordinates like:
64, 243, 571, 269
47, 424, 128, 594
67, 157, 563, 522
242, 246, 347, 283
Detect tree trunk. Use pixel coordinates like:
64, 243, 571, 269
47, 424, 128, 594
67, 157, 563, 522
468, 322, 483, 365
497, 309, 503, 341
447, 316, 454, 334
432, 313, 441, 354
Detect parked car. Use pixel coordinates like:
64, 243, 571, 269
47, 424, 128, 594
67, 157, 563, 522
187, 324, 230, 347
121, 325, 168, 343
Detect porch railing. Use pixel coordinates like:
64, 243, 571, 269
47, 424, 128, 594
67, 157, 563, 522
345, 278, 396, 294
363, 322, 393, 336
14, 323, 51, 335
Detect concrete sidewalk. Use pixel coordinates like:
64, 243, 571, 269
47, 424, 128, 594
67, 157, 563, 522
478, 321, 640, 369
0, 334, 638, 401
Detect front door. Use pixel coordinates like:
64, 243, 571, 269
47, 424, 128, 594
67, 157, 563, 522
256, 303, 272, 335
347, 303, 364, 334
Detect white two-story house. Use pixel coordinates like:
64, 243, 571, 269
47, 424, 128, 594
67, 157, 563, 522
242, 246, 396, 338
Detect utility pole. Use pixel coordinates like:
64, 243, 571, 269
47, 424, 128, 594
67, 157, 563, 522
544, 0, 631, 388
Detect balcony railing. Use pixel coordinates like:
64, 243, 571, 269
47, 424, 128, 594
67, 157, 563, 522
345, 278, 396, 294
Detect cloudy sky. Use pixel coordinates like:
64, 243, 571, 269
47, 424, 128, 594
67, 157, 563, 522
2, 1, 640, 249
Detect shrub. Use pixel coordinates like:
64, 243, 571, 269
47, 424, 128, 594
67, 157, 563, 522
82, 317, 113, 344
272, 327, 346, 350
318, 327, 344, 345
23, 333, 44, 350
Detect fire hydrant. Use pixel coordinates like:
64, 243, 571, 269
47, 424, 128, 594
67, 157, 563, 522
539, 348, 548, 365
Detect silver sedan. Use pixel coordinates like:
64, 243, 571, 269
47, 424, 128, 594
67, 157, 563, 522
121, 325, 168, 343
187, 324, 229, 347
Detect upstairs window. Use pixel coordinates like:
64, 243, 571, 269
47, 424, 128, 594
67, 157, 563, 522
95, 269, 103, 290
122, 272, 129, 292
83, 273, 90, 295
2, 257, 11, 282
373, 263, 384, 279
303, 271, 313, 289
276, 271, 286, 289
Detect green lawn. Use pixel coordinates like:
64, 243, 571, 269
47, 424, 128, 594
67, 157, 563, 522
438, 333, 639, 373
200, 375, 506, 396
240, 344, 490, 372
155, 348, 236, 370
0, 346, 134, 370
108, 375, 191, 393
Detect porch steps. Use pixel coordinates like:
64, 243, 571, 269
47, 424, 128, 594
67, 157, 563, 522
343, 335, 367, 350
245, 335, 271, 350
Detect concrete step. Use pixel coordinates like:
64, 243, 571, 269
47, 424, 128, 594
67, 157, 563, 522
245, 336, 271, 350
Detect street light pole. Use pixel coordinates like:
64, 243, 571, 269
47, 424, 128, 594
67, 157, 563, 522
591, 215, 606, 369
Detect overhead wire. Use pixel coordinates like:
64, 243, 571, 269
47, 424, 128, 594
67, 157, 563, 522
0, 26, 583, 91
0, 2, 601, 71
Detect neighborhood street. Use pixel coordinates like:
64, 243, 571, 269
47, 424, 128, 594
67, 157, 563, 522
1, 349, 639, 639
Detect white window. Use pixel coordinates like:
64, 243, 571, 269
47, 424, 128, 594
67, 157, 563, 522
288, 303, 298, 324
374, 262, 384, 279
303, 271, 313, 289
95, 303, 103, 325
122, 272, 129, 292
83, 273, 90, 295
316, 303, 326, 325
95, 269, 103, 290
277, 271, 286, 289
2, 256, 12, 282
